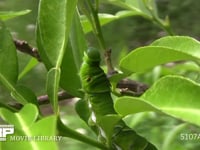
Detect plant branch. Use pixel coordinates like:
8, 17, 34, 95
9, 91, 74, 110
87, 0, 106, 50
152, 14, 174, 36
104, 49, 148, 96
37, 91, 73, 105
57, 118, 109, 150
104, 49, 117, 75
14, 39, 41, 61
117, 79, 149, 96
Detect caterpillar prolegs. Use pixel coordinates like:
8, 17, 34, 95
78, 48, 157, 150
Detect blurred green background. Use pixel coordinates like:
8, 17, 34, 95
1, 0, 200, 149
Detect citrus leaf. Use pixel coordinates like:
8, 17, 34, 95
115, 75, 200, 127
0, 10, 31, 21
37, 0, 78, 67
99, 115, 121, 145
0, 104, 58, 150
69, 10, 86, 69
59, 10, 85, 97
46, 68, 60, 114
75, 99, 90, 123
120, 36, 200, 73
103, 0, 157, 18
0, 104, 38, 128
60, 43, 83, 97
0, 22, 37, 105
81, 11, 144, 33
18, 58, 38, 80
142, 75, 200, 126
115, 97, 159, 116
0, 21, 18, 86
11, 85, 38, 106
151, 36, 200, 57
37, 0, 78, 111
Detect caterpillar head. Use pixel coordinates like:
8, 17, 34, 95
84, 47, 101, 64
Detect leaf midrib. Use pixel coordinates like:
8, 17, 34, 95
16, 113, 39, 150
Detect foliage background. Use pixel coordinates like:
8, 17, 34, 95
1, 0, 200, 149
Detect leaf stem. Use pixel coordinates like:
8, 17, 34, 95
104, 49, 117, 75
57, 118, 109, 150
86, 0, 106, 50
143, 0, 175, 35
152, 15, 174, 36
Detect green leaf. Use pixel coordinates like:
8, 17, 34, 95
0, 104, 58, 150
103, 0, 157, 18
37, 0, 80, 98
0, 22, 35, 105
124, 0, 156, 17
0, 21, 18, 86
60, 43, 83, 97
0, 10, 31, 21
160, 61, 200, 76
18, 58, 38, 80
0, 104, 38, 127
115, 97, 159, 116
142, 75, 200, 126
37, 0, 78, 67
81, 13, 114, 33
151, 36, 200, 55
46, 68, 61, 114
11, 85, 38, 106
120, 36, 200, 73
115, 10, 143, 18
99, 115, 121, 145
37, 0, 79, 113
162, 123, 188, 150
69, 10, 86, 69
109, 73, 128, 91
115, 75, 200, 127
75, 99, 91, 123
81, 11, 143, 33
59, 10, 85, 97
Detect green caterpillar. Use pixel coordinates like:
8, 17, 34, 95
79, 48, 157, 150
